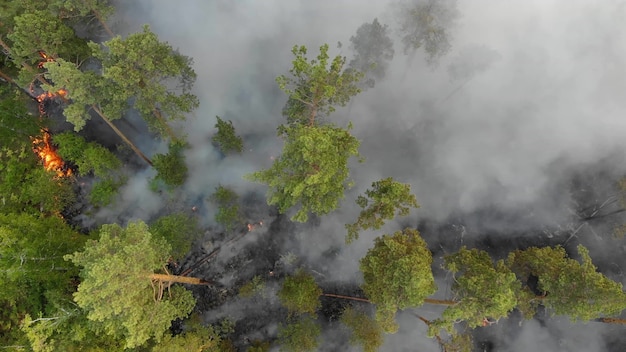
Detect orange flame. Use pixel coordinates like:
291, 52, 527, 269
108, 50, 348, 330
36, 89, 69, 115
31, 129, 72, 177
37, 51, 55, 68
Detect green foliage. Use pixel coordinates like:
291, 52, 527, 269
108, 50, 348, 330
239, 275, 266, 298
0, 145, 75, 215
91, 25, 199, 139
276, 44, 363, 126
210, 185, 243, 231
8, 10, 90, 66
440, 332, 473, 352
507, 245, 626, 321
0, 87, 40, 147
360, 228, 436, 333
0, 90, 75, 215
247, 123, 360, 222
212, 116, 243, 154
278, 269, 322, 316
398, 0, 459, 65
341, 307, 384, 352
22, 306, 126, 352
88, 177, 124, 206
152, 142, 189, 188
43, 59, 105, 131
149, 213, 200, 260
277, 315, 321, 352
346, 177, 419, 243
54, 132, 124, 206
431, 247, 519, 335
349, 18, 395, 88
0, 213, 85, 347
247, 340, 271, 352
65, 221, 196, 348
152, 318, 234, 352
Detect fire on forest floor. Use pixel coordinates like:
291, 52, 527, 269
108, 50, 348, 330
31, 129, 72, 177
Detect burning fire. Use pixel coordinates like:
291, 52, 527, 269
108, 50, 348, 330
35, 89, 69, 115
31, 129, 72, 177
247, 220, 264, 232
37, 51, 55, 68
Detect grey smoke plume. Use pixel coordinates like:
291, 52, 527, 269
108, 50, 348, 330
100, 0, 626, 350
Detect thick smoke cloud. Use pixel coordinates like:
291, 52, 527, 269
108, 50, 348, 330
103, 0, 626, 350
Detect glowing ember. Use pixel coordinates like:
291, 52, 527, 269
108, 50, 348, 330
36, 89, 69, 115
37, 51, 55, 68
247, 220, 264, 232
31, 129, 72, 177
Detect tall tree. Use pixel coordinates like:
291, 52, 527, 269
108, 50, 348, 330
90, 25, 199, 141
64, 221, 200, 349
277, 44, 362, 126
507, 245, 626, 321
249, 44, 364, 222
345, 177, 419, 243
42, 58, 153, 165
398, 0, 459, 66
360, 228, 436, 333
246, 123, 360, 222
349, 18, 395, 88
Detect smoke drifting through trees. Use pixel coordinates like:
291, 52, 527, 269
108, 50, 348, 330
3, 0, 626, 351
116, 1, 626, 350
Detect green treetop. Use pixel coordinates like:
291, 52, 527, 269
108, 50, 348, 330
247, 123, 360, 222
64, 221, 197, 349
91, 25, 199, 140
507, 245, 626, 321
277, 315, 321, 352
277, 44, 363, 126
151, 142, 189, 188
360, 228, 436, 333
210, 185, 243, 232
431, 247, 519, 335
398, 0, 459, 65
346, 177, 419, 243
212, 116, 244, 154
8, 10, 90, 68
53, 132, 125, 206
349, 18, 395, 88
149, 212, 200, 261
341, 307, 384, 352
278, 269, 322, 316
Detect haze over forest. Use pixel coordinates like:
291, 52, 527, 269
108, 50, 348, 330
3, 0, 626, 351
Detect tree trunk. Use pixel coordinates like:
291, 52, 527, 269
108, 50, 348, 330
152, 108, 179, 141
321, 293, 457, 306
423, 298, 457, 306
91, 105, 153, 166
596, 317, 626, 325
149, 273, 209, 285
321, 293, 370, 302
